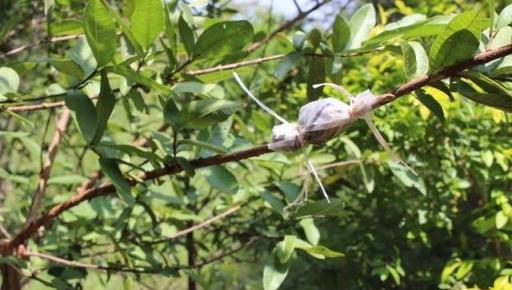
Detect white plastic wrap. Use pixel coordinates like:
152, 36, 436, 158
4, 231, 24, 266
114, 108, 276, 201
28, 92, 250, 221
232, 72, 414, 203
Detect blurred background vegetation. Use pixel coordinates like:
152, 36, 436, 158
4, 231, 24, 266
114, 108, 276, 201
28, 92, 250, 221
1, 0, 512, 289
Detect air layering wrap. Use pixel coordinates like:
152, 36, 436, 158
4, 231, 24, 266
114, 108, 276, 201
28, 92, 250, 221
268, 91, 378, 151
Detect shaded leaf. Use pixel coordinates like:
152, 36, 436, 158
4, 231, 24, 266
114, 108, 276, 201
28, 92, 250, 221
99, 158, 134, 206
65, 90, 97, 143
92, 71, 116, 145
203, 165, 238, 194
332, 14, 350, 52
274, 52, 301, 79
194, 21, 253, 59
263, 248, 290, 290
177, 99, 240, 129
414, 89, 445, 121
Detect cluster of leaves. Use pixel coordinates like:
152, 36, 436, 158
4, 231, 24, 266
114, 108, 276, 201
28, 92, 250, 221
0, 0, 512, 289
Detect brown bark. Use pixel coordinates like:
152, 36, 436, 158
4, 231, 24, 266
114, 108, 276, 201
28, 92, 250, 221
0, 240, 20, 290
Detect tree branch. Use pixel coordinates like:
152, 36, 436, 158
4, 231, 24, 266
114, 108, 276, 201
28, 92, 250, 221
25, 110, 71, 226
8, 44, 512, 249
246, 0, 330, 53
150, 205, 241, 244
0, 35, 82, 59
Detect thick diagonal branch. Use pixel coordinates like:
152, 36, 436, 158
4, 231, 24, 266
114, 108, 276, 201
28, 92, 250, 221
8, 44, 512, 248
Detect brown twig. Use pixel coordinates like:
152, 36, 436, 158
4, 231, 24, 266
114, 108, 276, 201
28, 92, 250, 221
0, 35, 82, 59
246, 0, 330, 53
186, 49, 381, 76
8, 44, 512, 248
187, 54, 286, 76
22, 236, 260, 272
0, 224, 11, 239
150, 205, 241, 244
25, 110, 71, 226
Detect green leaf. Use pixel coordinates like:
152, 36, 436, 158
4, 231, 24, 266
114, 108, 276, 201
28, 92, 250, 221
176, 99, 240, 129
261, 191, 285, 212
92, 71, 116, 145
65, 90, 97, 143
51, 20, 83, 36
108, 65, 172, 94
293, 31, 306, 50
263, 248, 290, 290
194, 21, 253, 59
274, 52, 301, 79
364, 15, 452, 46
203, 165, 238, 194
428, 81, 454, 102
298, 245, 344, 259
414, 89, 445, 121
0, 67, 19, 100
99, 158, 134, 206
429, 12, 482, 73
400, 41, 428, 79
292, 199, 345, 218
496, 211, 508, 229
388, 161, 427, 195
461, 71, 512, 97
455, 79, 512, 112
163, 97, 180, 128
276, 236, 296, 264
346, 4, 376, 49
83, 0, 116, 67
48, 175, 89, 185
50, 58, 85, 80
496, 4, 512, 30
178, 14, 195, 56
173, 82, 224, 98
299, 217, 320, 245
482, 150, 494, 167
332, 14, 351, 52
130, 0, 165, 50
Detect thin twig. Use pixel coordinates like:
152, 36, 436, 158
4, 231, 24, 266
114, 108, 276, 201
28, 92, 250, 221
186, 49, 381, 76
0, 34, 82, 59
0, 224, 11, 239
187, 54, 286, 76
150, 205, 241, 244
8, 43, 512, 248
246, 0, 331, 53
25, 110, 71, 226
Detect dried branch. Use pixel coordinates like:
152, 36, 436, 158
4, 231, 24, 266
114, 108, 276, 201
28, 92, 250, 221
0, 224, 11, 239
8, 44, 512, 249
150, 205, 241, 244
25, 110, 71, 226
187, 54, 286, 76
0, 35, 82, 59
22, 236, 260, 273
246, 0, 330, 53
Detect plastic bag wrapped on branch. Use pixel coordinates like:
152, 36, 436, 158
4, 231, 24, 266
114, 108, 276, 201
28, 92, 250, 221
233, 72, 414, 202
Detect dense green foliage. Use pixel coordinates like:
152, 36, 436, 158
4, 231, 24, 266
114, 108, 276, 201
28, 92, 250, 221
1, 0, 512, 289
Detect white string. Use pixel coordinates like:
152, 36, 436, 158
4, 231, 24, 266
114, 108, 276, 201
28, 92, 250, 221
233, 72, 331, 203
307, 160, 330, 203
313, 83, 355, 100
233, 72, 289, 124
